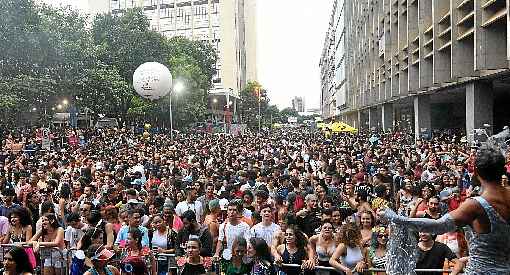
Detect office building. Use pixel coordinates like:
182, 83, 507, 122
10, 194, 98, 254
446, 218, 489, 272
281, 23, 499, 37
35, 0, 111, 16
320, 0, 510, 140
320, 0, 347, 119
292, 96, 305, 113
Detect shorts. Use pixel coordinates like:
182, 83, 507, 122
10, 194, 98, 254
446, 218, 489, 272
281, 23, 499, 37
41, 248, 66, 268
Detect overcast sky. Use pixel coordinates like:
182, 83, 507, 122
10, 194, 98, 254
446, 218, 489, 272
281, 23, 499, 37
256, 0, 332, 110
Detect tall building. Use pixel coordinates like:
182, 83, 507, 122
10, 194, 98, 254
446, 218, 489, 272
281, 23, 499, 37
292, 96, 305, 113
110, 0, 258, 98
35, 0, 110, 16
321, 0, 510, 140
319, 0, 346, 120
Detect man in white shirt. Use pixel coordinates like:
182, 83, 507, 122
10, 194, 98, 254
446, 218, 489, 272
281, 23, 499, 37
245, 204, 280, 246
213, 200, 250, 261
64, 213, 88, 253
175, 185, 204, 222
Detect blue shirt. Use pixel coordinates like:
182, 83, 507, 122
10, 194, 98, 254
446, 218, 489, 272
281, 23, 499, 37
114, 225, 150, 247
0, 203, 20, 218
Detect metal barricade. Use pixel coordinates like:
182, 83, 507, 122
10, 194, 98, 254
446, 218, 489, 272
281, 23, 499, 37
0, 244, 69, 275
154, 253, 178, 274
278, 263, 453, 274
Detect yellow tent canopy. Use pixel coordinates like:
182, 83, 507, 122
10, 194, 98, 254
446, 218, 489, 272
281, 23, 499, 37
328, 122, 358, 133
317, 122, 328, 129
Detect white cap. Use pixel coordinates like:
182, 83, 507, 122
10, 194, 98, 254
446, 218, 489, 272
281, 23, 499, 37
219, 198, 229, 211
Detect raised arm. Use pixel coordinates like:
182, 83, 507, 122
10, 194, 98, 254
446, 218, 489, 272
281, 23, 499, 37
380, 208, 456, 235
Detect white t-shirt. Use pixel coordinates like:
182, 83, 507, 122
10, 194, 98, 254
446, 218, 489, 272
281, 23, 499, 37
218, 221, 250, 260
151, 230, 168, 249
175, 200, 204, 222
65, 224, 88, 250
245, 222, 280, 247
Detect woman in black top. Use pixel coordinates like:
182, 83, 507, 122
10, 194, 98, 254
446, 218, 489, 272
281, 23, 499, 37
177, 237, 212, 275
274, 225, 314, 275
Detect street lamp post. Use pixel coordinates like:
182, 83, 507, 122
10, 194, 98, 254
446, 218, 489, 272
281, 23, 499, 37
170, 82, 184, 141
169, 94, 173, 140
258, 97, 261, 132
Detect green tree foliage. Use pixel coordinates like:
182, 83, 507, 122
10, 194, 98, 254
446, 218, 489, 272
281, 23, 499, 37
92, 9, 169, 81
77, 64, 132, 117
238, 81, 272, 129
278, 107, 300, 123
0, 1, 218, 128
0, 0, 44, 77
165, 37, 218, 127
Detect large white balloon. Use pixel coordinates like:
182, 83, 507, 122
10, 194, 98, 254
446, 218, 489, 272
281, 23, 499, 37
133, 62, 173, 100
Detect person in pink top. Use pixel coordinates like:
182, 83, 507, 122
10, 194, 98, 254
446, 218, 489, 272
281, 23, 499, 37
163, 203, 183, 231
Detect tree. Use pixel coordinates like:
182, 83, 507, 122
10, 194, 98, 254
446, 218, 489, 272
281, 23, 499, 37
0, 0, 44, 78
38, 6, 96, 92
92, 9, 170, 81
238, 81, 271, 130
0, 2, 218, 128
165, 37, 217, 128
279, 107, 300, 123
77, 64, 132, 118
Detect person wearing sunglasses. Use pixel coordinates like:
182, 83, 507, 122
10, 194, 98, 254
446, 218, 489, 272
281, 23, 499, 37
368, 226, 389, 275
3, 246, 34, 275
83, 244, 120, 275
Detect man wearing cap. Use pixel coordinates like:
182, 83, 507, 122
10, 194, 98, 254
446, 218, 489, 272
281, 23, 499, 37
175, 183, 204, 223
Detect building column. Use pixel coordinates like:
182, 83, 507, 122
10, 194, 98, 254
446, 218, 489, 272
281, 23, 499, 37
355, 110, 361, 130
466, 82, 494, 143
369, 107, 381, 130
359, 110, 369, 130
414, 95, 431, 139
382, 103, 394, 132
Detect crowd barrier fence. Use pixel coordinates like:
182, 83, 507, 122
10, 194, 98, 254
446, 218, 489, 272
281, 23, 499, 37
0, 244, 69, 275
0, 246, 456, 275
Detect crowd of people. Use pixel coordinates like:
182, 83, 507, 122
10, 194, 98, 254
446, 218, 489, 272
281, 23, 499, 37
0, 126, 508, 275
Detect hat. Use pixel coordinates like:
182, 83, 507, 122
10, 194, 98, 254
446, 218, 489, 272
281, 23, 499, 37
219, 198, 229, 211
90, 246, 114, 262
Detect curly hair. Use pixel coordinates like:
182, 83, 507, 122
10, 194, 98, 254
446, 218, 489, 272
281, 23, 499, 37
8, 207, 32, 227
285, 225, 308, 250
338, 222, 362, 248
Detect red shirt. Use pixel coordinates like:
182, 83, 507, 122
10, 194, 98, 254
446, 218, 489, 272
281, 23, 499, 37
448, 197, 461, 211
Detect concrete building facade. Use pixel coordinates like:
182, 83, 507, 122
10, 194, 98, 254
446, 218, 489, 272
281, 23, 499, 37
320, 0, 510, 139
292, 96, 305, 112
320, 0, 347, 121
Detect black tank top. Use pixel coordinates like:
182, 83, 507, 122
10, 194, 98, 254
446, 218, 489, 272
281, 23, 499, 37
282, 245, 306, 264
281, 245, 307, 274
